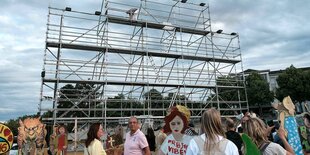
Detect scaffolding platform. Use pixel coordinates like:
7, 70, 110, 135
40, 0, 248, 127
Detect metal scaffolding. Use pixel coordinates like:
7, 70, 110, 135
40, 0, 248, 127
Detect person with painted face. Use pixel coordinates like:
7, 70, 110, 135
158, 105, 193, 155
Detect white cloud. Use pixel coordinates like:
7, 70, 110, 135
0, 108, 15, 113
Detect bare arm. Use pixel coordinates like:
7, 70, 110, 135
157, 149, 165, 155
279, 112, 285, 129
143, 146, 151, 155
278, 127, 295, 155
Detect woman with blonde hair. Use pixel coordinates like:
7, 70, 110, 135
242, 116, 294, 155
186, 108, 238, 155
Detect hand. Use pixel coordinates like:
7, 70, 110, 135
266, 125, 275, 136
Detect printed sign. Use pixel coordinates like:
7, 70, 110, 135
0, 124, 14, 154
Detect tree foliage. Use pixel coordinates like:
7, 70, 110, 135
143, 89, 163, 100
246, 72, 274, 106
215, 76, 245, 102
276, 65, 310, 102
143, 88, 166, 116
57, 83, 99, 118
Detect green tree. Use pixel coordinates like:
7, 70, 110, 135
246, 72, 274, 106
143, 89, 163, 100
57, 83, 100, 118
5, 119, 19, 137
216, 76, 245, 101
143, 88, 164, 116
205, 75, 247, 115
276, 65, 304, 102
104, 93, 143, 117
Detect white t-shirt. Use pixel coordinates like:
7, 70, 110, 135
160, 134, 192, 155
186, 134, 239, 155
263, 142, 286, 155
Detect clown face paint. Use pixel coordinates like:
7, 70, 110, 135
169, 115, 184, 134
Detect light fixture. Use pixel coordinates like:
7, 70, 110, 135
181, 0, 187, 3
216, 29, 223, 34
41, 71, 45, 78
95, 11, 101, 15
65, 7, 71, 11
200, 3, 206, 6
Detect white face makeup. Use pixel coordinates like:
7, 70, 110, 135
169, 115, 184, 134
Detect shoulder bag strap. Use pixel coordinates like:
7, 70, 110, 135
259, 142, 270, 154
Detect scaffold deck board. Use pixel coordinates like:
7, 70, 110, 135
42, 78, 245, 89
46, 42, 241, 64
107, 16, 211, 36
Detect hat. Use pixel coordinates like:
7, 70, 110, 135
283, 96, 295, 115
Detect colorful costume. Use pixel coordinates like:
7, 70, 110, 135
296, 113, 310, 153
56, 133, 67, 155
275, 96, 303, 155
159, 105, 193, 155
55, 126, 68, 155
17, 117, 46, 155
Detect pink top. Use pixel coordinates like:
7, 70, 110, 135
124, 129, 149, 155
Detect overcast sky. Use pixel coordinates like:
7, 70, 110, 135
0, 0, 309, 122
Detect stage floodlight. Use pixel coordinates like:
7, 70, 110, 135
95, 11, 101, 15
216, 29, 223, 34
181, 0, 187, 3
65, 7, 71, 11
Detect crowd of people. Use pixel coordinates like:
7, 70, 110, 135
83, 105, 309, 155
